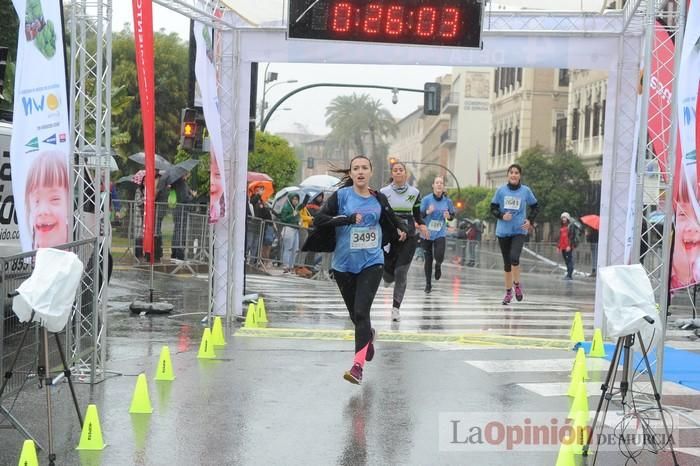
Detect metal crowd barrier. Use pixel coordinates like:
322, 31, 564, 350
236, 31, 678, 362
0, 238, 99, 408
113, 200, 209, 269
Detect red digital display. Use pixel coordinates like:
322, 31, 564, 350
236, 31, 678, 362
288, 0, 483, 48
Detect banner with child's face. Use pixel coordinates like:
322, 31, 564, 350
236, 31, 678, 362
10, 0, 71, 252
194, 17, 227, 224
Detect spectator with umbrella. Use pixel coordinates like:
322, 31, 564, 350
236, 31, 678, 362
164, 161, 199, 260
580, 214, 600, 277
132, 170, 146, 256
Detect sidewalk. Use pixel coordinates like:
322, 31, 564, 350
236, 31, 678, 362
0, 266, 698, 465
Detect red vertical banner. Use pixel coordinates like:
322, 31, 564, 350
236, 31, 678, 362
648, 22, 674, 181
132, 0, 156, 261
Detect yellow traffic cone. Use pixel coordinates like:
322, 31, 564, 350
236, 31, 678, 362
570, 348, 589, 381
244, 303, 258, 328
555, 439, 576, 466
17, 439, 39, 466
256, 298, 268, 323
568, 379, 590, 420
76, 404, 106, 450
197, 328, 216, 359
569, 312, 585, 343
211, 316, 227, 346
567, 373, 583, 398
129, 374, 153, 414
589, 328, 607, 358
571, 409, 590, 455
154, 345, 175, 381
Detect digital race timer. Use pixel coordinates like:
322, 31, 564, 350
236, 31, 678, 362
288, 0, 483, 48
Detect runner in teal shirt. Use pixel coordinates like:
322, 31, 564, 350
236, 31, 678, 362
310, 155, 406, 385
419, 176, 455, 293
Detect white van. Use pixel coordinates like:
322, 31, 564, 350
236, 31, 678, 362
0, 119, 22, 256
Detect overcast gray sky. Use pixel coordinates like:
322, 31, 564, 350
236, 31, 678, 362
112, 3, 450, 136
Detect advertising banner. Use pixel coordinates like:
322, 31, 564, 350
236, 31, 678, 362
648, 22, 675, 181
132, 0, 156, 259
194, 19, 227, 223
671, 0, 700, 290
10, 0, 71, 252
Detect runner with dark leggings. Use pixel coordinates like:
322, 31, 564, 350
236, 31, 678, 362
308, 155, 407, 385
420, 176, 455, 294
381, 162, 428, 322
490, 163, 539, 305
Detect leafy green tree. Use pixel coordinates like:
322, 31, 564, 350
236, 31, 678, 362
0, 0, 19, 52
447, 186, 493, 220
1, 2, 19, 110
249, 131, 299, 190
325, 93, 397, 186
416, 170, 438, 196
111, 27, 188, 162
475, 196, 494, 221
517, 146, 591, 224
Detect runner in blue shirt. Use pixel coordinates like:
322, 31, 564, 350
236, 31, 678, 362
420, 176, 455, 294
490, 163, 539, 305
308, 155, 407, 385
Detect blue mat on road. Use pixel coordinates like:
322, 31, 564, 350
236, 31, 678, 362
578, 341, 700, 392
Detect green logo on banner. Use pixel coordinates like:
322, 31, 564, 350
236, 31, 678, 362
25, 137, 39, 152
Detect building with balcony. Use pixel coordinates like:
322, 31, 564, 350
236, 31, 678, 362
452, 67, 492, 187
566, 69, 608, 182
486, 67, 570, 187
387, 107, 424, 182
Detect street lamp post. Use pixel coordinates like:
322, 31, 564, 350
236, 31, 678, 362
260, 68, 298, 126
261, 82, 425, 132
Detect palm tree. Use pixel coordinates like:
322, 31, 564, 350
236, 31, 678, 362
325, 93, 398, 185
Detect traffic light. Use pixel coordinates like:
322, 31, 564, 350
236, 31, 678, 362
183, 121, 196, 138
423, 82, 441, 116
388, 156, 398, 166
455, 200, 464, 210
180, 108, 198, 149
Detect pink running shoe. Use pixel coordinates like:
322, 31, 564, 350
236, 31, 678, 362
514, 283, 523, 302
502, 289, 513, 305
343, 363, 363, 385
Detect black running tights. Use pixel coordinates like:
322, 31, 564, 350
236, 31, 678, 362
333, 264, 383, 353
423, 237, 446, 284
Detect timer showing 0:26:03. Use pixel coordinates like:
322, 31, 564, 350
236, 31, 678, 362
288, 0, 483, 48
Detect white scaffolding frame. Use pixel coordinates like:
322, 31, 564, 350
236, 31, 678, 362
72, 2, 688, 400
68, 0, 113, 383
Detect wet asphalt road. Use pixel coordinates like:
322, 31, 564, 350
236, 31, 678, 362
0, 263, 697, 465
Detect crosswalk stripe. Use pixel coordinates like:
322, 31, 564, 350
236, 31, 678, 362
517, 381, 699, 397
466, 359, 611, 373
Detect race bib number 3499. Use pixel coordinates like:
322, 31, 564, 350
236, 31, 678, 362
503, 196, 521, 210
350, 227, 378, 249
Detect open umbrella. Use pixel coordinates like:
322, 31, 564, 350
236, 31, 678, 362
161, 159, 201, 186
162, 166, 189, 186
129, 152, 172, 170
84, 154, 119, 172
580, 214, 600, 230
300, 174, 340, 188
175, 158, 200, 172
248, 180, 274, 202
116, 175, 135, 185
247, 171, 272, 182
